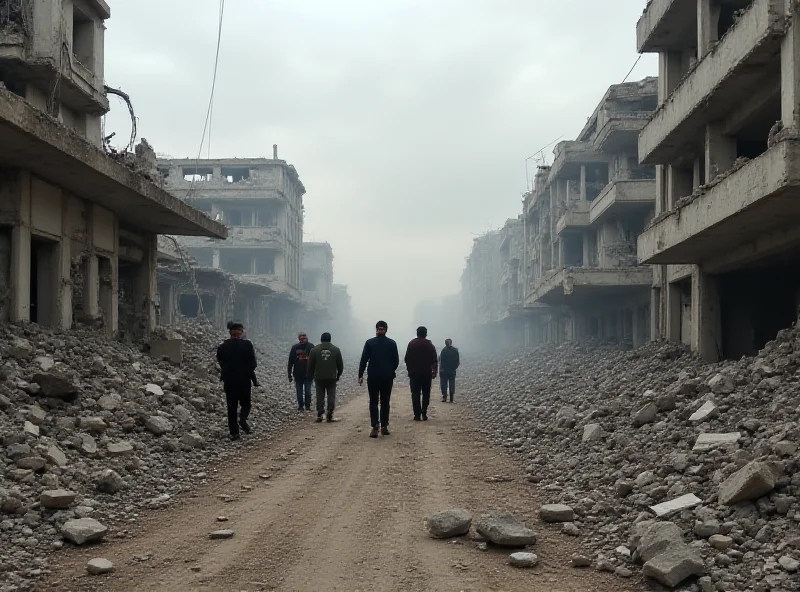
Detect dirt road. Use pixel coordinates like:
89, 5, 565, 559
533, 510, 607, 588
43, 385, 639, 592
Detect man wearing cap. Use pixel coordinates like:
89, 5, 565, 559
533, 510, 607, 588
404, 326, 438, 421
358, 320, 399, 438
288, 332, 314, 412
216, 322, 258, 441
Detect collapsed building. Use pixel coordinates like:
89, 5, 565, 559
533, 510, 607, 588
636, 0, 800, 361
157, 151, 306, 338
0, 0, 226, 339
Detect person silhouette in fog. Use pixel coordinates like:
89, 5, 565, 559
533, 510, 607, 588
358, 321, 399, 438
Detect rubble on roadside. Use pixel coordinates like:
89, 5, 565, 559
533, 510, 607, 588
461, 329, 800, 590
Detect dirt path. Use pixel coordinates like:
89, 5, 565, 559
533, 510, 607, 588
43, 384, 641, 592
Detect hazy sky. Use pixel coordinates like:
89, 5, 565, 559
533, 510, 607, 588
103, 0, 657, 337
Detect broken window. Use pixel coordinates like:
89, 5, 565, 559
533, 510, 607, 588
225, 210, 242, 226
257, 208, 278, 227
178, 294, 215, 318
182, 167, 213, 182
72, 6, 94, 69
222, 167, 250, 183
157, 167, 170, 180
255, 252, 275, 275
189, 248, 213, 267
221, 251, 253, 275
303, 271, 316, 290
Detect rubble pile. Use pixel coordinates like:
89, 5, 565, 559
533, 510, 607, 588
461, 330, 800, 590
0, 320, 352, 591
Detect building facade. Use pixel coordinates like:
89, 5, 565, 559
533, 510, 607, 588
299, 241, 333, 340
636, 0, 800, 360
0, 0, 225, 339
157, 149, 305, 337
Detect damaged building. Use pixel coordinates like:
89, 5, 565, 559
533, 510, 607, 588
460, 230, 502, 349
157, 149, 305, 338
299, 241, 333, 340
0, 0, 226, 338
636, 0, 800, 360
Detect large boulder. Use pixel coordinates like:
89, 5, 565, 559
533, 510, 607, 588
636, 521, 685, 562
32, 371, 79, 401
718, 461, 776, 505
475, 511, 537, 547
6, 337, 33, 360
61, 518, 108, 545
425, 508, 472, 538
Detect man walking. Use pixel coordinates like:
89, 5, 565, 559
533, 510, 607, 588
216, 322, 258, 441
439, 338, 460, 402
358, 320, 399, 438
288, 332, 314, 412
307, 332, 344, 423
404, 326, 438, 421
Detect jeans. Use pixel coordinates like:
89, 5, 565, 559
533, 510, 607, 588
409, 374, 432, 418
224, 379, 252, 435
367, 377, 393, 428
315, 379, 337, 417
440, 372, 456, 400
294, 378, 312, 409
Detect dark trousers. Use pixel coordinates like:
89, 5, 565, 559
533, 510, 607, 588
294, 378, 312, 409
315, 379, 337, 417
224, 379, 252, 435
409, 374, 432, 418
367, 377, 393, 428
440, 372, 456, 400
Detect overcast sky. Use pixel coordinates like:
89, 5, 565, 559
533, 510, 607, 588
104, 0, 657, 340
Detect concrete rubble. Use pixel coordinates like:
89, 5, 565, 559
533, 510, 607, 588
0, 319, 358, 591
461, 329, 800, 590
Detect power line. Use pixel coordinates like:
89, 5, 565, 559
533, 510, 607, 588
622, 54, 643, 83
185, 0, 226, 200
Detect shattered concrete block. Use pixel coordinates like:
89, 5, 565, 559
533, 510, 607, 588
689, 401, 719, 424
693, 432, 741, 451
718, 461, 776, 505
649, 494, 702, 518
643, 544, 705, 587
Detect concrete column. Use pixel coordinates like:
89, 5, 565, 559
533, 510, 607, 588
557, 239, 564, 268
134, 234, 158, 337
212, 166, 222, 180
212, 249, 220, 269
579, 165, 587, 201
666, 165, 693, 210
10, 172, 31, 323
655, 165, 667, 215
697, 0, 718, 59
666, 281, 682, 342
658, 52, 683, 103
99, 256, 117, 337
781, 9, 800, 130
56, 196, 72, 330
705, 124, 737, 181
691, 267, 721, 361
582, 232, 590, 266
83, 255, 99, 318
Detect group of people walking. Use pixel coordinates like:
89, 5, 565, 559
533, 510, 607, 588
216, 320, 460, 441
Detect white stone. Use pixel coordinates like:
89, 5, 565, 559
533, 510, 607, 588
689, 401, 719, 423
508, 552, 538, 568
35, 356, 55, 371
107, 441, 134, 456
62, 518, 108, 545
693, 432, 741, 451
44, 445, 68, 467
86, 558, 115, 575
144, 383, 164, 396
650, 493, 703, 518
209, 529, 235, 540
23, 421, 39, 437
145, 416, 173, 435
582, 423, 604, 442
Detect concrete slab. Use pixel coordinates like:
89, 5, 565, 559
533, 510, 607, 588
689, 401, 719, 424
650, 493, 703, 517
148, 339, 183, 365
693, 432, 742, 451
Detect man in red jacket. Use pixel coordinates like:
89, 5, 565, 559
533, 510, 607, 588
404, 326, 438, 421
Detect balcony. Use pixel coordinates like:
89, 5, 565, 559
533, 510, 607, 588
593, 112, 653, 153
556, 201, 591, 236
549, 141, 607, 181
178, 226, 283, 249
638, 139, 800, 272
589, 179, 655, 225
637, 0, 696, 52
526, 266, 652, 307
639, 0, 786, 164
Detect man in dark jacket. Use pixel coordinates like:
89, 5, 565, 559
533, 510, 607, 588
404, 326, 438, 421
358, 320, 399, 438
216, 322, 258, 441
307, 332, 344, 423
439, 338, 460, 403
288, 332, 314, 412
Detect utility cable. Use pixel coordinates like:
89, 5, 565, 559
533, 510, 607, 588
622, 54, 643, 83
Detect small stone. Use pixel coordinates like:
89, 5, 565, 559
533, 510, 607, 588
707, 373, 734, 394
632, 402, 657, 427
539, 504, 574, 523
44, 445, 68, 467
508, 552, 538, 568
95, 469, 125, 494
650, 493, 702, 517
571, 554, 592, 568
582, 423, 603, 442
107, 441, 134, 456
778, 555, 799, 572
23, 421, 39, 437
179, 432, 205, 449
475, 511, 537, 547
217, 516, 228, 522
15, 456, 46, 471
144, 383, 164, 396
62, 518, 108, 545
425, 508, 472, 538
209, 529, 235, 540
718, 461, 776, 505
562, 522, 580, 536
693, 432, 740, 451
643, 545, 705, 587
708, 534, 733, 550
145, 416, 173, 436
689, 401, 719, 423
79, 417, 108, 434
614, 566, 633, 578
40, 489, 77, 509
86, 558, 115, 575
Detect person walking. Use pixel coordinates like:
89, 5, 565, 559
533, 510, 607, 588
358, 320, 399, 438
216, 322, 258, 441
439, 338, 460, 403
404, 326, 438, 421
307, 332, 344, 423
288, 332, 314, 412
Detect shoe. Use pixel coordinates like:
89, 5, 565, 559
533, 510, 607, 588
238, 420, 252, 434
229, 433, 240, 441
381, 426, 390, 436
326, 415, 333, 423
369, 428, 378, 438
422, 414, 428, 421
413, 416, 421, 421
297, 408, 304, 413
442, 398, 447, 403
315, 416, 323, 423
305, 406, 311, 411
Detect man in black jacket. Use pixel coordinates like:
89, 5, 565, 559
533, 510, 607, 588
288, 332, 314, 412
439, 338, 460, 403
216, 322, 258, 441
404, 326, 438, 421
358, 320, 399, 438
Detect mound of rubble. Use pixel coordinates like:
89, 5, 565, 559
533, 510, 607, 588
461, 329, 800, 591
0, 320, 356, 592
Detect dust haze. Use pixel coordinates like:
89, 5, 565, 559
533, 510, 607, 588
102, 0, 656, 347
